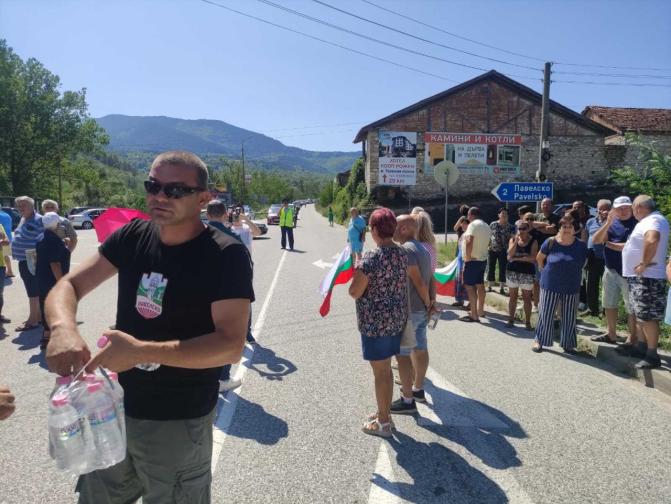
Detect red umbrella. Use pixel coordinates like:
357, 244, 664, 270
93, 208, 150, 243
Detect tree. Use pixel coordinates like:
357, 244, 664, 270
611, 133, 671, 220
0, 39, 108, 199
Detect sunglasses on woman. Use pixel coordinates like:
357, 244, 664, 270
144, 180, 205, 199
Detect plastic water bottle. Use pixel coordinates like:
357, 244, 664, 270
84, 381, 125, 469
50, 376, 73, 398
106, 371, 126, 439
49, 394, 88, 473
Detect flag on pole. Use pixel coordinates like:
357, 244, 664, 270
319, 245, 354, 317
434, 258, 459, 297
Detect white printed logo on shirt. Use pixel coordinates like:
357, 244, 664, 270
135, 272, 168, 319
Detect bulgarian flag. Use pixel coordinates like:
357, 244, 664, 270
434, 258, 459, 297
319, 245, 354, 317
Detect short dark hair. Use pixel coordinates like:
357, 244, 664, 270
369, 207, 396, 239
518, 205, 533, 216
459, 204, 469, 217
560, 214, 579, 231
206, 200, 227, 218
151, 151, 209, 189
498, 207, 508, 214
468, 206, 480, 218
282, 198, 289, 204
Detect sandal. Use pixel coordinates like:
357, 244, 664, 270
459, 315, 479, 323
367, 412, 395, 430
362, 418, 393, 439
531, 342, 543, 353
590, 334, 617, 344
15, 322, 39, 332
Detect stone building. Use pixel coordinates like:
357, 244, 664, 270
582, 106, 671, 171
353, 70, 615, 203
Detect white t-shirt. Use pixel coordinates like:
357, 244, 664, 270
622, 211, 669, 278
231, 224, 252, 252
461, 219, 492, 262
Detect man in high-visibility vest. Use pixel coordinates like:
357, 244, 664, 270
279, 199, 295, 251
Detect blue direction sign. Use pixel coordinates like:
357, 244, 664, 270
491, 182, 553, 202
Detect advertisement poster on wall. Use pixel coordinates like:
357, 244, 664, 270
423, 132, 522, 176
378, 130, 417, 185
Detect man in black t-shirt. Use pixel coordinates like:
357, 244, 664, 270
46, 151, 254, 504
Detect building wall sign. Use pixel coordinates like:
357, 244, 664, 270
378, 130, 417, 186
424, 132, 522, 176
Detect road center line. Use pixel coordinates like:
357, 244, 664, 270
211, 249, 288, 473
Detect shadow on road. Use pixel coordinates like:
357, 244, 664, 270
225, 396, 288, 446
28, 350, 49, 370
11, 327, 41, 350
249, 344, 297, 381
417, 378, 525, 470
373, 431, 509, 503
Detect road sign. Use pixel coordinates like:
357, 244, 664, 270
491, 182, 553, 202
433, 160, 459, 187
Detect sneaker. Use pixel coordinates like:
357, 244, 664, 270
634, 356, 662, 369
412, 389, 426, 403
499, 286, 506, 295
0, 315, 10, 323
390, 398, 417, 415
219, 378, 242, 392
578, 302, 587, 311
615, 343, 647, 358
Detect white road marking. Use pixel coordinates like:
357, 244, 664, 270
368, 443, 401, 504
211, 250, 288, 473
312, 259, 334, 269
368, 366, 533, 504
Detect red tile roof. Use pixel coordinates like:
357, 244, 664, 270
582, 106, 671, 134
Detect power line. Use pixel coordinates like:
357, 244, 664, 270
553, 79, 671, 87
310, 0, 540, 72
553, 70, 671, 80
360, 0, 671, 73
252, 0, 540, 81
200, 0, 461, 83
360, 0, 546, 63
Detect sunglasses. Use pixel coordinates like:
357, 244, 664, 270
144, 180, 205, 199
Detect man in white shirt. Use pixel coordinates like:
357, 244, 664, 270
461, 207, 492, 323
622, 195, 670, 369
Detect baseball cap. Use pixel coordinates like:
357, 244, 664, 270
613, 196, 632, 208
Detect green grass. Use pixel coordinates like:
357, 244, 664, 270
437, 241, 458, 267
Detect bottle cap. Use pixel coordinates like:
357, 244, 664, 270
51, 394, 70, 407
97, 336, 109, 348
56, 376, 72, 386
87, 382, 103, 393
84, 374, 101, 383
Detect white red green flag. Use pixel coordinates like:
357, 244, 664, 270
434, 258, 458, 297
319, 245, 354, 317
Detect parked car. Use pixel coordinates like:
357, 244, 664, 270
67, 206, 96, 218
253, 220, 268, 236
71, 208, 106, 229
267, 204, 282, 225
1, 207, 21, 230
552, 204, 597, 218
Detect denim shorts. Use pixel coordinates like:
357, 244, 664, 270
361, 333, 401, 361
399, 311, 428, 356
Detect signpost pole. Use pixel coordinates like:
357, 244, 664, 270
444, 175, 449, 245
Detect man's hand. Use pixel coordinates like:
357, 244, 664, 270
0, 386, 16, 420
88, 330, 147, 373
634, 263, 648, 276
46, 328, 91, 376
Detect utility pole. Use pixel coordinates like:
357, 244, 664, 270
536, 61, 552, 211
240, 142, 246, 204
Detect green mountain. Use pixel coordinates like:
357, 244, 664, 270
95, 115, 359, 173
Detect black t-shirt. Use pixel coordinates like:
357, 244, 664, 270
36, 229, 70, 296
100, 219, 254, 420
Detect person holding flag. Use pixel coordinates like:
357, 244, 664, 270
347, 207, 367, 263
348, 208, 407, 438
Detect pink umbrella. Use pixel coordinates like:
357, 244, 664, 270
93, 208, 150, 243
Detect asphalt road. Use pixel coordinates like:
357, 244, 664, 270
1, 206, 670, 504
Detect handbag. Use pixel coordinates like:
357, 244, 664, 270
400, 280, 416, 350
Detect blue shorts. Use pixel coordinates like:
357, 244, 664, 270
350, 241, 363, 253
361, 333, 401, 361
399, 311, 428, 356
463, 260, 487, 286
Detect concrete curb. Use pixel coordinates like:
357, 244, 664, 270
482, 291, 671, 397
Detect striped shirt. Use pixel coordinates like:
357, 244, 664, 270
12, 213, 44, 261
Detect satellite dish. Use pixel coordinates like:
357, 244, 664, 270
433, 160, 459, 188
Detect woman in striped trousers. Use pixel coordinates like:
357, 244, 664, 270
532, 214, 588, 354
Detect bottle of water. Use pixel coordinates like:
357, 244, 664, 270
105, 371, 126, 440
84, 382, 125, 469
49, 394, 88, 473
50, 376, 72, 398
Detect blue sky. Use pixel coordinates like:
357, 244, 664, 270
1, 0, 670, 152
